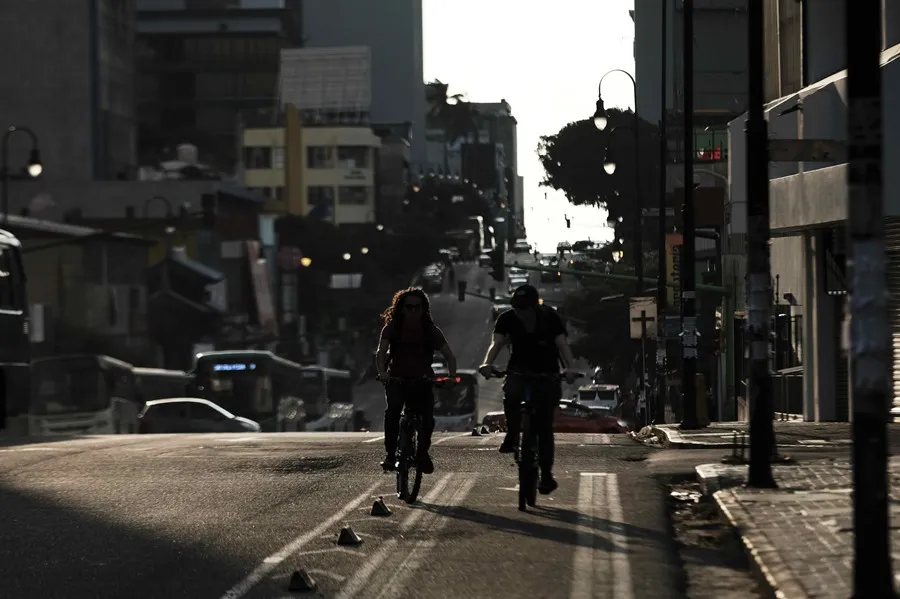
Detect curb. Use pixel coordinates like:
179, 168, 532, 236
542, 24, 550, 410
696, 465, 811, 599
651, 425, 740, 449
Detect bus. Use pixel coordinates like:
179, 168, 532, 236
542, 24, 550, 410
0, 229, 30, 433
133, 367, 192, 403
29, 354, 139, 435
299, 366, 357, 431
191, 350, 314, 432
432, 369, 479, 432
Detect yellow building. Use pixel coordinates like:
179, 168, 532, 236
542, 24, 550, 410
242, 105, 381, 224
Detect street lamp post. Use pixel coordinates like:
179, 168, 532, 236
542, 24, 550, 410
594, 69, 642, 295
1, 125, 43, 225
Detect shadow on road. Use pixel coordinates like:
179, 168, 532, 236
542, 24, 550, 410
411, 496, 669, 554
0, 482, 248, 599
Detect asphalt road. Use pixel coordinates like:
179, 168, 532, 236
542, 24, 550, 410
0, 432, 682, 599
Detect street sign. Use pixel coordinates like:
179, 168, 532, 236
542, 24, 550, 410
768, 139, 847, 163
629, 296, 657, 339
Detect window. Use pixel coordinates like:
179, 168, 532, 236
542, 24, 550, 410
337, 186, 370, 205
337, 146, 369, 168
243, 146, 272, 169
307, 186, 335, 219
307, 146, 333, 168
189, 402, 227, 421
272, 147, 285, 169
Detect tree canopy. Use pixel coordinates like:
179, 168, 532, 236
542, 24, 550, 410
561, 279, 640, 386
536, 109, 660, 235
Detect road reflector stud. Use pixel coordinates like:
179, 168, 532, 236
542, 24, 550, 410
370, 496, 392, 516
480, 425, 490, 435
288, 569, 317, 592
337, 525, 363, 546
471, 427, 481, 436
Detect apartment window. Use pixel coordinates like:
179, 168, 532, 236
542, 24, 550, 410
337, 146, 369, 169
308, 186, 335, 219
307, 146, 333, 168
338, 186, 370, 206
272, 147, 285, 170
243, 146, 272, 169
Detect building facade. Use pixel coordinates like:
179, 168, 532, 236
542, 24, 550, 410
301, 0, 426, 166
728, 0, 900, 421
242, 119, 381, 225
0, 0, 136, 181
135, 0, 303, 174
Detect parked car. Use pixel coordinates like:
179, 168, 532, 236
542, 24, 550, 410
478, 253, 492, 268
510, 239, 531, 254
137, 398, 261, 434
540, 256, 562, 283
420, 263, 445, 293
481, 399, 630, 434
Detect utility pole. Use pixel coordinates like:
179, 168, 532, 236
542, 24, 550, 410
745, 0, 776, 487
846, 2, 896, 596
655, 0, 669, 424
679, 0, 699, 430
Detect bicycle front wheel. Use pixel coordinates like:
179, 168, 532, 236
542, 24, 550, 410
518, 414, 539, 511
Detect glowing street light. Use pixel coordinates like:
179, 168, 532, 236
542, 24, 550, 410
361, 247, 369, 255
603, 146, 617, 175
300, 256, 312, 267
342, 253, 351, 261
593, 96, 608, 131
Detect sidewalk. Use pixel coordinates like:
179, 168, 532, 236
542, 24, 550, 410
650, 420, 900, 449
696, 458, 900, 598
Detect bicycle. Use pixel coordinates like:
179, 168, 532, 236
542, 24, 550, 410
378, 375, 450, 504
488, 368, 583, 512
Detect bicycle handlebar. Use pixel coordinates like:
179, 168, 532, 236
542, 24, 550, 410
484, 369, 585, 380
376, 374, 453, 386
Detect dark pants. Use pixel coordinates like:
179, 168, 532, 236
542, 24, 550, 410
384, 381, 435, 456
503, 375, 561, 475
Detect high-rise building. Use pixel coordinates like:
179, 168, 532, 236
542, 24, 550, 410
135, 0, 304, 174
0, 0, 137, 181
301, 0, 426, 166
632, 0, 748, 184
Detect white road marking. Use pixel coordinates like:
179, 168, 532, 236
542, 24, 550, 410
584, 434, 612, 445
336, 474, 455, 599
570, 473, 635, 599
374, 477, 477, 598
432, 432, 471, 445
219, 482, 380, 599
606, 473, 635, 599
363, 435, 386, 443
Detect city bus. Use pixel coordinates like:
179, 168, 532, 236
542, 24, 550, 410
191, 350, 314, 432
133, 367, 192, 403
299, 366, 357, 431
432, 368, 479, 432
0, 229, 30, 433
29, 354, 139, 435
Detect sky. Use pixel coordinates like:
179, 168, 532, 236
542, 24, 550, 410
423, 0, 636, 253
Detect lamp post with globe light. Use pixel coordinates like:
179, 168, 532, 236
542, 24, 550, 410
593, 70, 642, 294
2, 125, 43, 225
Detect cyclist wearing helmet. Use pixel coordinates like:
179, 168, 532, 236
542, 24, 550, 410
478, 283, 579, 495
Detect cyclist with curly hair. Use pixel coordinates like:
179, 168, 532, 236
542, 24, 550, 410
374, 287, 457, 474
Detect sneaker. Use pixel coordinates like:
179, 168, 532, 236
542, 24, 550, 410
538, 476, 558, 495
380, 453, 397, 471
417, 453, 434, 474
499, 436, 517, 454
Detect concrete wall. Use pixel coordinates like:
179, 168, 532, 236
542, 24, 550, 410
769, 45, 900, 232
0, 0, 95, 181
